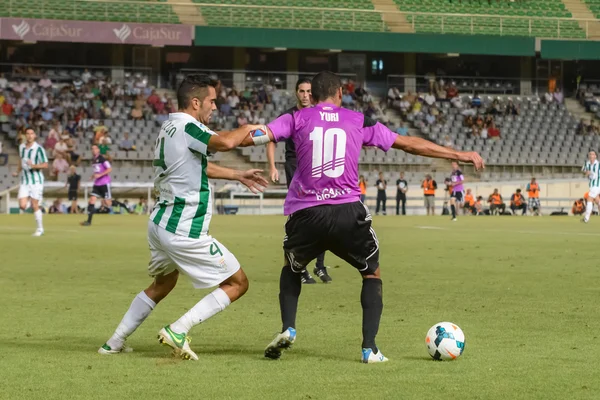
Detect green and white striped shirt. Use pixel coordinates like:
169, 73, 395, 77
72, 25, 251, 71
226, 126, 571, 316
150, 112, 215, 239
19, 142, 48, 185
582, 160, 600, 188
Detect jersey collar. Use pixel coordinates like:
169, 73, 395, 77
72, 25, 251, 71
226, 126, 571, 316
169, 112, 210, 131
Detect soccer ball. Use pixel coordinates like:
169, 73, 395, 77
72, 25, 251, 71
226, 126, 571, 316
425, 322, 465, 360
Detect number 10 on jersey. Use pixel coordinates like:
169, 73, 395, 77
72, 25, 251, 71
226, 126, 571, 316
310, 127, 346, 178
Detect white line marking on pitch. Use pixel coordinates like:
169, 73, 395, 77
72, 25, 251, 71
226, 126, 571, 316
416, 226, 446, 230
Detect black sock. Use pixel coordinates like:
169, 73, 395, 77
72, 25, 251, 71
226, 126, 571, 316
87, 204, 95, 223
451, 204, 456, 218
315, 252, 325, 269
279, 265, 302, 332
361, 278, 383, 352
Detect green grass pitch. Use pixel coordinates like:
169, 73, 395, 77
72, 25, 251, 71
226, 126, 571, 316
0, 214, 599, 399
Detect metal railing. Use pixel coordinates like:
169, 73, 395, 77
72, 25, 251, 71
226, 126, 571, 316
4, 0, 600, 39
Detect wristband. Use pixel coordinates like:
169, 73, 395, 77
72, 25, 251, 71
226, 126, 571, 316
249, 127, 270, 146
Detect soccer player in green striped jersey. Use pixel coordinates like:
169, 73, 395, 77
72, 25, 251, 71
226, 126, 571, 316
582, 149, 600, 223
99, 74, 268, 360
12, 128, 48, 236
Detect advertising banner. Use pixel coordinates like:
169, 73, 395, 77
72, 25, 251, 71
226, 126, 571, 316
0, 18, 192, 46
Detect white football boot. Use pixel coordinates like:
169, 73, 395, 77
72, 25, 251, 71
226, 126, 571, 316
264, 327, 296, 359
361, 348, 389, 364
157, 325, 198, 361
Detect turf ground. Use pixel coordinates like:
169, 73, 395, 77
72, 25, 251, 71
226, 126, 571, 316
1, 214, 599, 400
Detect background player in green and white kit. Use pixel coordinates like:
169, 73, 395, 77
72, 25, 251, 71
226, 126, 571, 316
99, 75, 268, 360
582, 149, 600, 223
12, 128, 48, 236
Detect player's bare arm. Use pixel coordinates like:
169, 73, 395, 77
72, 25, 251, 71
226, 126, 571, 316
206, 162, 268, 194
12, 162, 21, 177
393, 136, 485, 170
207, 124, 265, 153
266, 142, 279, 182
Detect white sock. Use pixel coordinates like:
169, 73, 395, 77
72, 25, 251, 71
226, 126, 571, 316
34, 209, 43, 231
107, 291, 156, 349
585, 201, 594, 220
170, 288, 231, 334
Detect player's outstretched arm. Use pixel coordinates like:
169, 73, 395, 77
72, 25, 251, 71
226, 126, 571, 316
206, 162, 269, 194
207, 124, 265, 153
392, 136, 485, 170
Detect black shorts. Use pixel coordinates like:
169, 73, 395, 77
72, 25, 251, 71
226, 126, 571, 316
283, 201, 379, 275
91, 184, 112, 199
68, 190, 78, 201
451, 191, 464, 202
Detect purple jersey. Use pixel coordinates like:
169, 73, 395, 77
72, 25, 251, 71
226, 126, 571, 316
268, 102, 397, 215
451, 169, 464, 193
92, 155, 111, 186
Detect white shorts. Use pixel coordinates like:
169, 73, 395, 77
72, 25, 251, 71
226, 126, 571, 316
18, 184, 44, 201
589, 187, 600, 199
147, 221, 241, 289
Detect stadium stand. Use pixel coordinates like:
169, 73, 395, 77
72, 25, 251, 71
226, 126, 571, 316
396, 0, 586, 38
197, 0, 387, 31
0, 0, 180, 24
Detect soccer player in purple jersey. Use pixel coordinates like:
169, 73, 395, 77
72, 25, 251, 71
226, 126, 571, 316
242, 71, 484, 363
266, 78, 332, 284
449, 161, 465, 221
80, 144, 112, 226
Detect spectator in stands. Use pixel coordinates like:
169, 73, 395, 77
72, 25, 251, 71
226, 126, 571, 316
155, 109, 169, 126
41, 107, 53, 122
375, 172, 387, 216
54, 138, 68, 159
488, 121, 501, 139
342, 89, 354, 107
387, 86, 401, 106
553, 88, 563, 104
67, 140, 81, 166
99, 136, 111, 159
359, 175, 367, 203
1, 98, 14, 121
119, 132, 136, 153
395, 122, 409, 136
425, 109, 436, 125
471, 93, 482, 108
101, 102, 112, 118
0, 140, 7, 166
65, 120, 77, 137
421, 174, 437, 215
576, 118, 587, 135
38, 74, 52, 90
424, 90, 436, 107
543, 90, 554, 104
81, 69, 92, 84
16, 127, 26, 146
446, 84, 458, 99
146, 90, 161, 113
443, 135, 454, 148
488, 99, 502, 115
488, 189, 506, 215
220, 100, 232, 116
52, 153, 69, 180
573, 198, 585, 216
131, 104, 143, 120
510, 189, 527, 216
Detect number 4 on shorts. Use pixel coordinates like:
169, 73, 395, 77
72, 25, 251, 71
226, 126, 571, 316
210, 242, 223, 257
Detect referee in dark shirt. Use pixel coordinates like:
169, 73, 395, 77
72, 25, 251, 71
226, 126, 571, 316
266, 78, 332, 284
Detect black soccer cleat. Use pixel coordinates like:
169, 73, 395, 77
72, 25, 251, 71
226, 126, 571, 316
314, 267, 332, 283
80, 221, 91, 226
300, 270, 316, 284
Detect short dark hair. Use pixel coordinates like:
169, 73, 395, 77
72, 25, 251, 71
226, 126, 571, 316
177, 74, 217, 110
311, 71, 341, 102
516, 189, 521, 193
295, 78, 311, 92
